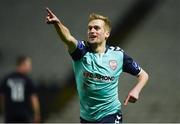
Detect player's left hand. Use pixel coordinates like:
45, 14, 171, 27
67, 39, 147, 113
124, 88, 139, 106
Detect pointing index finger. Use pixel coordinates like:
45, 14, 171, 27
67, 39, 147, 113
46, 7, 54, 15
124, 95, 130, 106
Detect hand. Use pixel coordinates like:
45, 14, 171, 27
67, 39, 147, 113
46, 7, 60, 24
34, 114, 41, 123
124, 88, 139, 106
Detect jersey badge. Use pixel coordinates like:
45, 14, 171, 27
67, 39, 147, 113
109, 60, 118, 70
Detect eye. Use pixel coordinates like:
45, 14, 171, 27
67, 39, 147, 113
88, 26, 92, 31
94, 26, 100, 30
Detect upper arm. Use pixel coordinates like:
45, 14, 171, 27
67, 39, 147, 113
30, 94, 40, 110
27, 78, 37, 95
70, 41, 88, 61
66, 36, 78, 53
123, 53, 141, 76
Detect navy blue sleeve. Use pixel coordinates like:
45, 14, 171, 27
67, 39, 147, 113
70, 41, 88, 61
123, 53, 141, 76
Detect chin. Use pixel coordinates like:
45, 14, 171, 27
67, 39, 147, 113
88, 39, 98, 44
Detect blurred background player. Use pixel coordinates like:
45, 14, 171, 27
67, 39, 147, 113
46, 8, 149, 123
0, 56, 41, 123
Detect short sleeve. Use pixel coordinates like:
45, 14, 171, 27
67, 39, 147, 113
123, 53, 141, 76
70, 41, 88, 61
27, 78, 36, 95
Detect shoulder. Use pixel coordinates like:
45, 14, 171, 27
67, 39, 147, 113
77, 40, 87, 49
70, 40, 89, 61
2, 72, 16, 80
0, 72, 15, 86
122, 52, 141, 76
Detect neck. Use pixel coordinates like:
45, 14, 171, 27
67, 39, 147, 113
16, 68, 26, 74
89, 41, 106, 53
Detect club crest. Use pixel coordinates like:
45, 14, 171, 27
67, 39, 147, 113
109, 60, 117, 70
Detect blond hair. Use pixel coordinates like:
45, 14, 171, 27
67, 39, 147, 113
88, 13, 111, 32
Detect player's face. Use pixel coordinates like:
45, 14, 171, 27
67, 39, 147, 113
88, 19, 110, 44
23, 59, 32, 73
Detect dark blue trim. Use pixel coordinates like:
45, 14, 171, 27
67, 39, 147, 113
123, 53, 141, 76
70, 41, 88, 61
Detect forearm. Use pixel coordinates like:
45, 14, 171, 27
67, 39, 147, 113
54, 22, 77, 52
31, 95, 40, 116
54, 22, 73, 42
124, 70, 148, 105
46, 8, 77, 52
133, 69, 149, 93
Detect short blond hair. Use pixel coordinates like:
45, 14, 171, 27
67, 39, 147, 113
88, 13, 111, 32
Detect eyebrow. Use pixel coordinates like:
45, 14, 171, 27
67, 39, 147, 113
88, 25, 100, 28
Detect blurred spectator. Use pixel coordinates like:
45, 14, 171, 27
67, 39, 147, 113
0, 56, 41, 123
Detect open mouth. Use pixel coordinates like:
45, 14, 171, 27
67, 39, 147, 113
89, 35, 97, 39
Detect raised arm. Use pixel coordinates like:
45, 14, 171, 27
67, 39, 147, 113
46, 7, 78, 53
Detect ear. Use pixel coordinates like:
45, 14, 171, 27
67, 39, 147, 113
105, 31, 110, 39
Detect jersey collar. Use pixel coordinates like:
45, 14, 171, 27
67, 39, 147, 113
86, 42, 109, 54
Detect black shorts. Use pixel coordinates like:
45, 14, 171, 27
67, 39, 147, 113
5, 113, 33, 123
80, 112, 122, 123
